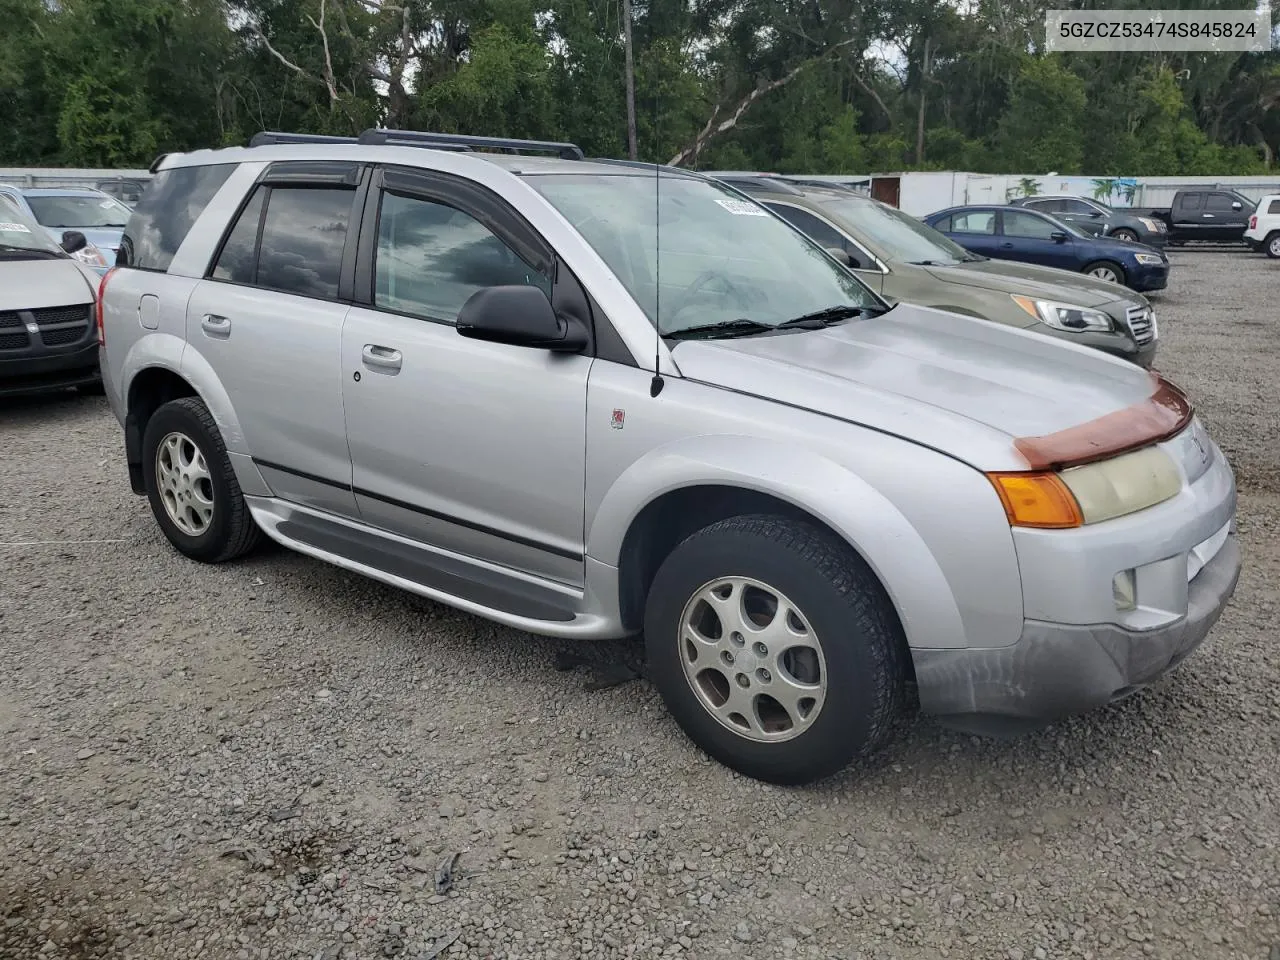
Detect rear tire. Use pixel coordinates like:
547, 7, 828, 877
643, 514, 906, 785
1083, 260, 1126, 285
141, 396, 262, 563
1266, 232, 1280, 259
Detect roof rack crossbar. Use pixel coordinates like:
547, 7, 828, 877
357, 129, 585, 160
249, 132, 361, 147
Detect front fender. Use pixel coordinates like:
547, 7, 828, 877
585, 435, 970, 651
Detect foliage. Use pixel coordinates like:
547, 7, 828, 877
0, 0, 1275, 176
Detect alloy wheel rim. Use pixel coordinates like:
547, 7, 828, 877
678, 576, 827, 743
1090, 266, 1119, 282
156, 431, 215, 536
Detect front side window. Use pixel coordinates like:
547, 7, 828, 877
1003, 210, 1060, 240
25, 194, 132, 229
1205, 192, 1241, 213
118, 163, 236, 272
527, 172, 880, 334
373, 191, 550, 322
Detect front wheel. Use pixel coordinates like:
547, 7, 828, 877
643, 514, 907, 785
1110, 228, 1139, 243
141, 396, 262, 563
1084, 260, 1126, 285
1266, 232, 1280, 259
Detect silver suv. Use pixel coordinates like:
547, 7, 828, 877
101, 130, 1241, 785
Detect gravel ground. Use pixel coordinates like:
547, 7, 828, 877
2, 251, 1278, 960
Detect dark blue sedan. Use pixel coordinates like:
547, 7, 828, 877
922, 205, 1170, 293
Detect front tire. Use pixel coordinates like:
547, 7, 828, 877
643, 514, 907, 785
1110, 228, 1139, 243
141, 396, 262, 563
1084, 260, 1126, 285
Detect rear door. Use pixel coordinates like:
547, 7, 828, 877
937, 209, 1000, 257
183, 160, 364, 518
1171, 192, 1204, 235
997, 209, 1078, 270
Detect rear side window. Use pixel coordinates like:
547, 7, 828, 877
210, 185, 353, 300
117, 163, 235, 272
951, 211, 995, 234
765, 203, 849, 251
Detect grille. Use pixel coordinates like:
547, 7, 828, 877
32, 305, 91, 328
0, 312, 22, 329
40, 326, 87, 346
0, 332, 28, 349
1126, 305, 1156, 346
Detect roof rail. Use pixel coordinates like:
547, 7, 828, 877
357, 129, 585, 161
585, 158, 700, 176
249, 132, 360, 147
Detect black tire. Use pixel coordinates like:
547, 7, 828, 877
1083, 260, 1126, 286
1110, 228, 1139, 243
1265, 232, 1280, 260
141, 396, 262, 563
643, 514, 907, 785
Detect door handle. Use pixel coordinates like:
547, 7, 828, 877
201, 313, 231, 338
999, 242, 1014, 248
361, 343, 402, 374
1202, 213, 1215, 218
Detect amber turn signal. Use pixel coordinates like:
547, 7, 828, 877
986, 472, 1084, 529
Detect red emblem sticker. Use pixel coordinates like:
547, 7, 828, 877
611, 409, 625, 430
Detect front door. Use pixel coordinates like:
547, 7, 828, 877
184, 162, 363, 518
1202, 191, 1251, 242
340, 166, 591, 587
998, 209, 1078, 270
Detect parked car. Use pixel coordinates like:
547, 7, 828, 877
1131, 189, 1256, 246
101, 130, 1239, 785
715, 175, 1157, 368
1009, 195, 1167, 248
95, 178, 150, 208
924, 205, 1170, 292
1244, 194, 1280, 258
0, 185, 130, 272
0, 193, 104, 397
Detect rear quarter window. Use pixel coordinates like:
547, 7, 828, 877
117, 163, 237, 272
1268, 199, 1280, 215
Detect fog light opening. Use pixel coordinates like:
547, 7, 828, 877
1113, 570, 1137, 611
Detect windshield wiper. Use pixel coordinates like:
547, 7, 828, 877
664, 318, 774, 340
0, 243, 60, 258
774, 305, 866, 329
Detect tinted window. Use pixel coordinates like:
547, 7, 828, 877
255, 187, 353, 299
931, 215, 952, 231
951, 211, 995, 234
1177, 193, 1204, 211
1205, 192, 1240, 213
1061, 199, 1097, 214
374, 191, 550, 323
1268, 199, 1280, 215
118, 163, 235, 271
766, 203, 852, 249
1024, 198, 1061, 212
211, 187, 267, 284
1003, 210, 1058, 239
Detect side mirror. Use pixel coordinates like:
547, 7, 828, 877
60, 230, 87, 254
1089, 210, 1104, 218
1232, 201, 1243, 210
1050, 231, 1069, 243
455, 285, 587, 353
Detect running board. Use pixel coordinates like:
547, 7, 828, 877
245, 497, 612, 635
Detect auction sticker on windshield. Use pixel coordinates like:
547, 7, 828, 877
715, 197, 769, 216
0, 222, 32, 232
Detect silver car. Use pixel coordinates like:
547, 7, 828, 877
99, 131, 1241, 785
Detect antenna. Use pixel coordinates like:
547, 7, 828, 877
650, 158, 664, 397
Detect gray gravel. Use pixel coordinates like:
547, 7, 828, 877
2, 250, 1279, 960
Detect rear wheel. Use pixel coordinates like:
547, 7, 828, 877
643, 514, 906, 785
1110, 228, 1139, 243
1266, 232, 1280, 259
141, 396, 262, 563
1084, 260, 1126, 285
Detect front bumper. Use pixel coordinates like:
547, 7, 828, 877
0, 341, 100, 398
914, 535, 1240, 731
914, 424, 1239, 731
1127, 262, 1169, 292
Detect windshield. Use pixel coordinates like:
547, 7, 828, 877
820, 197, 978, 265
526, 172, 882, 334
25, 194, 132, 228
0, 195, 64, 254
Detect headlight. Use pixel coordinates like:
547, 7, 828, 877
1011, 294, 1113, 332
1139, 218, 1162, 231
987, 445, 1182, 529
1134, 253, 1164, 265
72, 243, 108, 267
